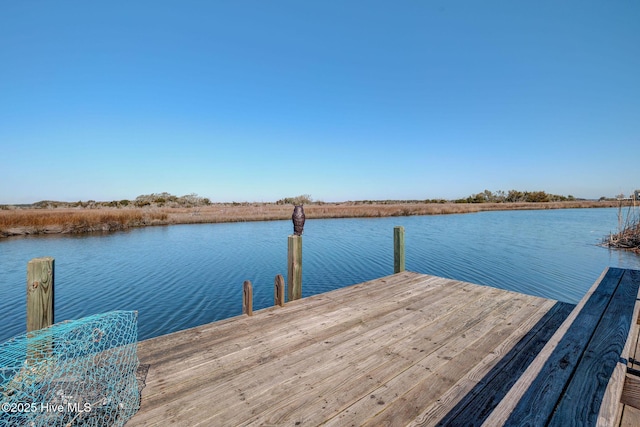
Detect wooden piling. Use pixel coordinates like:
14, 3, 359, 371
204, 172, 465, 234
27, 257, 54, 332
288, 235, 302, 301
243, 280, 253, 316
274, 274, 285, 307
394, 226, 405, 273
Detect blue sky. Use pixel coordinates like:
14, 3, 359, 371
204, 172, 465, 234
1, 1, 638, 204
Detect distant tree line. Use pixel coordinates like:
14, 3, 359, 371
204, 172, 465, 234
273, 191, 581, 206
5, 189, 592, 211
348, 199, 448, 205
272, 190, 581, 206
28, 193, 211, 209
276, 194, 314, 205
132, 192, 211, 208
454, 190, 577, 204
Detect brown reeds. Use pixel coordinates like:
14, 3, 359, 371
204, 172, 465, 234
0, 209, 168, 237
0, 200, 623, 238
603, 204, 640, 253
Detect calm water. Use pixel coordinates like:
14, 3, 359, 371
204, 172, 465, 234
1, 208, 639, 343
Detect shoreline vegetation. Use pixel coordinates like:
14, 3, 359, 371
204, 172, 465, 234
602, 204, 640, 253
0, 191, 632, 240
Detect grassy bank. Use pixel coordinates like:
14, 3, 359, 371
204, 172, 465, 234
0, 209, 168, 236
0, 200, 623, 238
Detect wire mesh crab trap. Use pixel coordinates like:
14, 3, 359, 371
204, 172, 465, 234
0, 311, 140, 426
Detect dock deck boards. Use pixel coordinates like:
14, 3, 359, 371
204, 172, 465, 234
621, 317, 640, 426
127, 271, 574, 426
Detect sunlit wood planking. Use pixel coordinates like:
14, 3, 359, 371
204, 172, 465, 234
128, 271, 571, 426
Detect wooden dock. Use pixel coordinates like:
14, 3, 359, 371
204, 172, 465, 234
127, 269, 640, 426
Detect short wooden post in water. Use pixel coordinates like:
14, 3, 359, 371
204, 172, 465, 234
274, 274, 285, 307
288, 235, 302, 301
394, 226, 405, 273
27, 257, 55, 332
243, 280, 253, 316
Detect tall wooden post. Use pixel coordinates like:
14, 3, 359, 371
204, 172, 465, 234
274, 274, 285, 307
27, 257, 54, 332
394, 226, 405, 273
243, 280, 253, 316
288, 235, 302, 301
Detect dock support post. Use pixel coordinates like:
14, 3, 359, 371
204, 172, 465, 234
394, 226, 405, 273
243, 280, 253, 316
288, 235, 302, 301
27, 257, 55, 332
274, 274, 285, 307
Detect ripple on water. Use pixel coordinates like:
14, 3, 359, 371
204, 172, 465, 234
1, 208, 639, 342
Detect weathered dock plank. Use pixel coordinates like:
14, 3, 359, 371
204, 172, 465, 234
329, 290, 537, 427
550, 269, 640, 426
617, 270, 640, 427
482, 267, 640, 427
549, 270, 638, 426
616, 292, 640, 426
127, 271, 572, 426
501, 268, 626, 426
429, 301, 574, 427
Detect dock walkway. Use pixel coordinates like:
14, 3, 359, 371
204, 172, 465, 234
129, 268, 640, 426
127, 270, 591, 426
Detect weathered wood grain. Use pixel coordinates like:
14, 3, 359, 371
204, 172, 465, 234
501, 268, 625, 426
620, 306, 640, 426
243, 280, 253, 316
306, 288, 523, 427
394, 225, 405, 273
620, 405, 640, 427
549, 269, 640, 426
139, 272, 439, 370
128, 272, 558, 426
357, 294, 548, 427
145, 279, 479, 425
127, 269, 640, 427
481, 268, 613, 427
134, 273, 446, 418
621, 374, 640, 409
602, 279, 640, 425
429, 301, 574, 427
287, 234, 302, 301
138, 272, 435, 361
274, 274, 285, 307
26, 256, 55, 332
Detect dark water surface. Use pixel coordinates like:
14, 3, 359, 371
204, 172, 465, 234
1, 208, 639, 343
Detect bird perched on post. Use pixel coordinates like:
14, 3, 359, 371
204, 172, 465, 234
292, 205, 305, 236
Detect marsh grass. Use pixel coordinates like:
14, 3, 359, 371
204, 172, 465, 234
603, 204, 640, 253
0, 200, 622, 238
0, 209, 168, 236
